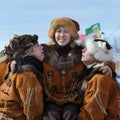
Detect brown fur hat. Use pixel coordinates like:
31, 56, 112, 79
48, 17, 80, 43
5, 34, 38, 61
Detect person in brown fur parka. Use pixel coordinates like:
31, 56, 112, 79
27, 17, 116, 120
0, 34, 44, 120
78, 37, 119, 120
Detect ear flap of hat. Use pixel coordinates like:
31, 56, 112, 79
94, 50, 112, 62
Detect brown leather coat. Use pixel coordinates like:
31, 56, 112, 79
0, 62, 43, 120
78, 65, 119, 120
42, 44, 85, 104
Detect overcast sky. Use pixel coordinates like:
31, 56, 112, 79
0, 0, 120, 51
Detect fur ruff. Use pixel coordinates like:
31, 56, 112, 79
43, 44, 83, 73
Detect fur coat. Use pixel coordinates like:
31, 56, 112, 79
78, 63, 119, 120
0, 62, 43, 120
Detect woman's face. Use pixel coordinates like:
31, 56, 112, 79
55, 27, 72, 46
30, 44, 44, 61
81, 48, 96, 65
10, 60, 18, 73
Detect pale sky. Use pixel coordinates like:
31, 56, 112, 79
0, 0, 120, 51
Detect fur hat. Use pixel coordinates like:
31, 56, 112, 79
85, 38, 112, 62
5, 34, 38, 61
48, 17, 80, 43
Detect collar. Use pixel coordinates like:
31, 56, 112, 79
86, 62, 105, 69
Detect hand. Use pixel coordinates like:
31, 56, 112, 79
99, 65, 112, 77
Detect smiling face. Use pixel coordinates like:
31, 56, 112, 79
54, 27, 72, 46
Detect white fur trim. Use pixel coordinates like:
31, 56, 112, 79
85, 38, 112, 62
0, 54, 8, 63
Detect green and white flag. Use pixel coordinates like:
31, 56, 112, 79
85, 23, 101, 38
